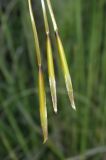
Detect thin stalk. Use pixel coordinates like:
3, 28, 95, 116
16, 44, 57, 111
46, 0, 76, 110
45, 0, 58, 32
28, 0, 41, 66
41, 0, 57, 113
28, 0, 48, 142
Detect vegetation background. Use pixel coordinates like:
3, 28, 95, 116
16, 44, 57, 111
0, 0, 106, 159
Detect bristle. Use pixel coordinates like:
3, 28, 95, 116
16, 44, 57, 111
28, 0, 41, 66
46, 0, 58, 31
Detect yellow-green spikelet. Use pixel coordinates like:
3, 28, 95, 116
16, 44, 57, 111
47, 35, 57, 113
55, 32, 76, 110
39, 67, 48, 143
41, 0, 57, 113
28, 0, 48, 142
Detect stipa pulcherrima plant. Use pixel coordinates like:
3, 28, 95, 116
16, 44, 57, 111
28, 0, 76, 143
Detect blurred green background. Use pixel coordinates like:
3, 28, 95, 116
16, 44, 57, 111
0, 0, 106, 159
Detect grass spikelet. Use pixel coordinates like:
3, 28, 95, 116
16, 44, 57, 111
46, 0, 76, 110
41, 0, 57, 113
28, 0, 48, 142
56, 33, 76, 110
47, 36, 57, 113
39, 67, 48, 143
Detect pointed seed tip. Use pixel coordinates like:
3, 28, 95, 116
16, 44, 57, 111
54, 108, 57, 113
72, 101, 76, 111
43, 137, 48, 144
53, 102, 57, 113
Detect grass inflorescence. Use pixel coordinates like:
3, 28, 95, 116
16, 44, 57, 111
28, 0, 76, 142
